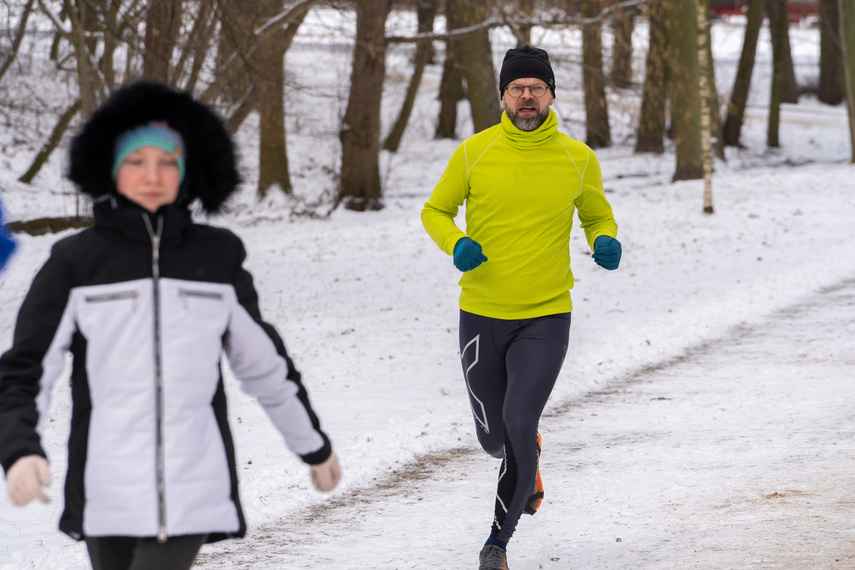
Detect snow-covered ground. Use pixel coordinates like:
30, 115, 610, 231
1, 10, 854, 570
192, 277, 855, 569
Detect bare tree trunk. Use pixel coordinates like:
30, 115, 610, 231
207, 1, 312, 198
721, 0, 763, 147
696, 0, 714, 214
257, 39, 290, 197
436, 46, 465, 138
256, 1, 312, 198
452, 0, 502, 133
766, 0, 799, 103
436, 1, 465, 139
225, 85, 257, 134
201, 0, 319, 105
174, 0, 215, 91
611, 1, 634, 88
100, 0, 120, 90
67, 0, 97, 118
565, 0, 582, 15
210, 1, 260, 122
636, 0, 666, 153
338, 0, 392, 211
143, 0, 182, 82
384, 0, 439, 152
664, 0, 703, 180
19, 99, 81, 183
768, 0, 787, 147
184, 8, 219, 94
839, 0, 855, 162
0, 0, 35, 84
581, 0, 611, 148
203, 2, 253, 105
819, 0, 845, 105
517, 0, 535, 46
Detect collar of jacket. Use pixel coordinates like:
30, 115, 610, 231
93, 195, 190, 247
500, 108, 558, 149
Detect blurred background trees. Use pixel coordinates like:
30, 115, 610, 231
0, 0, 850, 214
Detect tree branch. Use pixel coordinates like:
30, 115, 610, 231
385, 0, 647, 44
254, 0, 319, 36
0, 0, 36, 83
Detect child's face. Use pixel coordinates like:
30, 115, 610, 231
115, 146, 181, 213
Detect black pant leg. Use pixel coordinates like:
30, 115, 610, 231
85, 534, 207, 570
128, 534, 208, 570
459, 310, 507, 458
493, 313, 571, 542
85, 537, 136, 570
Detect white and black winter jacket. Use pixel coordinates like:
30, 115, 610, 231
0, 199, 332, 542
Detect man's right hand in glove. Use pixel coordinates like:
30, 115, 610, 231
453, 237, 488, 272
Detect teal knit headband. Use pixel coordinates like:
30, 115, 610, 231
112, 123, 186, 182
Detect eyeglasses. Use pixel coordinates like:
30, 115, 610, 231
505, 83, 549, 98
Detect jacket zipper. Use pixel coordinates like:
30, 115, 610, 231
143, 213, 168, 544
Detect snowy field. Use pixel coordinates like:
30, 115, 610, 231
1, 9, 854, 569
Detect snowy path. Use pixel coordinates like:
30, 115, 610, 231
195, 278, 855, 570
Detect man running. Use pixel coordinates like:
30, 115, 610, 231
421, 45, 621, 570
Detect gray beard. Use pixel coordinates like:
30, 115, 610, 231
507, 104, 550, 131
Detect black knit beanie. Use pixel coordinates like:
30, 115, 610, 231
498, 45, 556, 94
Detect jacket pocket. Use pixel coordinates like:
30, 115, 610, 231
178, 289, 224, 301
170, 288, 230, 359
85, 291, 139, 303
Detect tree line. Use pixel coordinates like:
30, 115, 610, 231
0, 0, 852, 215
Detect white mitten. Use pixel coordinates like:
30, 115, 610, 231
310, 452, 342, 493
6, 455, 50, 506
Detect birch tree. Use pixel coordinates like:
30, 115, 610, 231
696, 0, 714, 213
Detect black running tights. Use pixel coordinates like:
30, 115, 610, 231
458, 310, 571, 543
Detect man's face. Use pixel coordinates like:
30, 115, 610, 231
502, 77, 554, 131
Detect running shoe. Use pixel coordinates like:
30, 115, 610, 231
478, 544, 510, 570
523, 432, 543, 515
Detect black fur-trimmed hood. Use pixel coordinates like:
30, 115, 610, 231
68, 81, 240, 213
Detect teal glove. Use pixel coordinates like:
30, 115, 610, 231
592, 235, 621, 270
453, 237, 487, 272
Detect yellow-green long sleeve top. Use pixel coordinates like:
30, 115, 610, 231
421, 109, 618, 319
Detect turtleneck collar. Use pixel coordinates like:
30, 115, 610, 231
500, 108, 558, 148
92, 194, 190, 247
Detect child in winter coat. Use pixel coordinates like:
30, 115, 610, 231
0, 81, 341, 570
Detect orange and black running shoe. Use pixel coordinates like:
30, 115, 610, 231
523, 432, 543, 515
